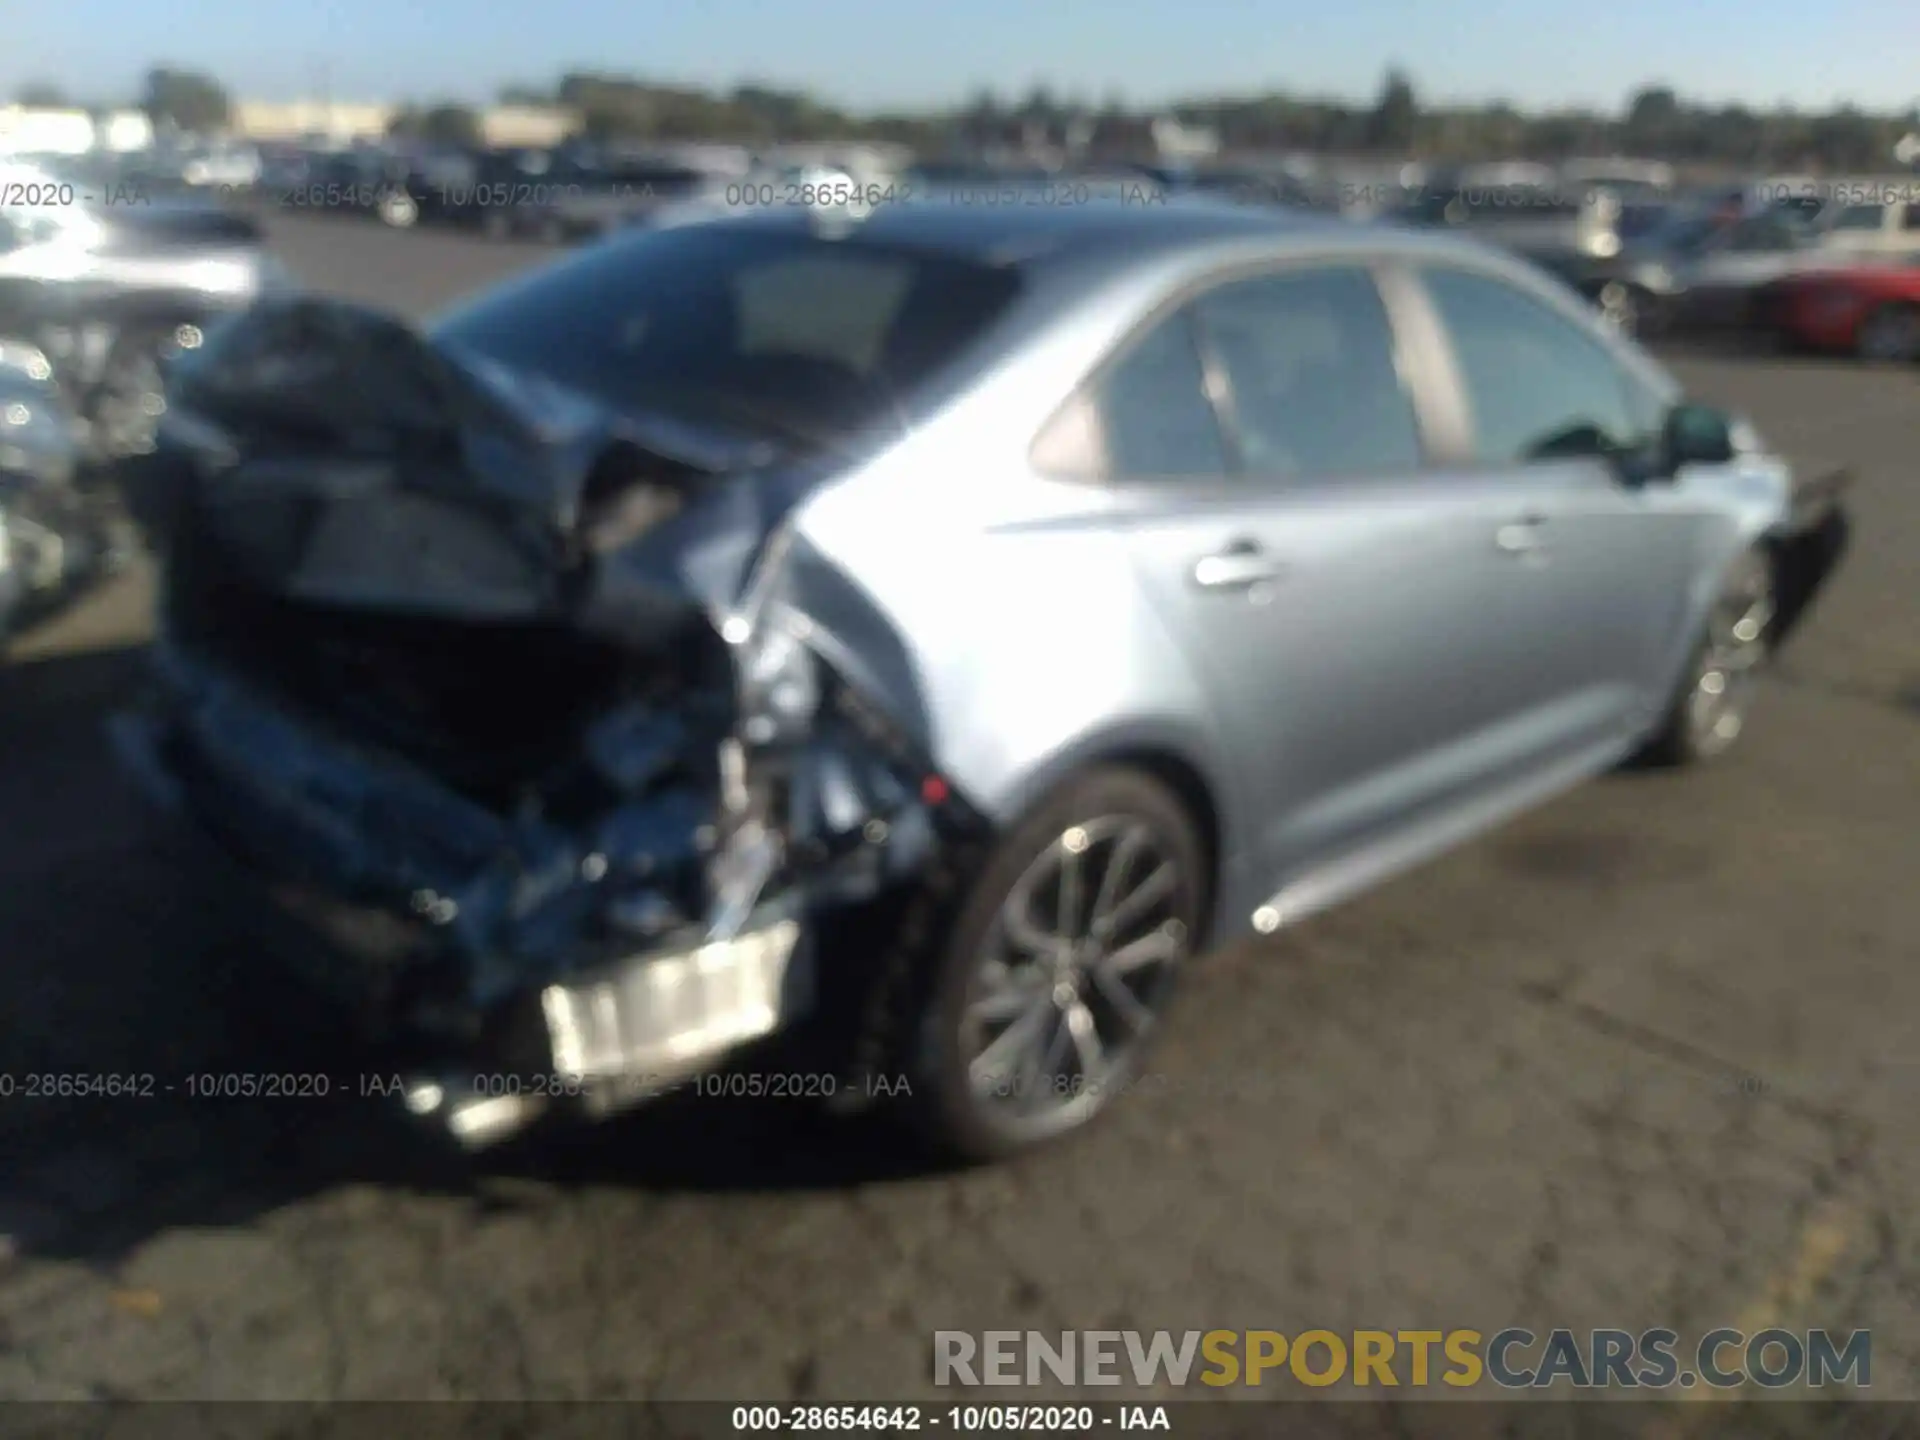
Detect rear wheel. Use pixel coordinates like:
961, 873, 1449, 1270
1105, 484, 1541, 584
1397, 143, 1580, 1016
1640, 547, 1776, 766
896, 766, 1207, 1162
1856, 301, 1920, 363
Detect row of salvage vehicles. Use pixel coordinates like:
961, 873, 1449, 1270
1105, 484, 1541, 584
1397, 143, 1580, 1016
0, 155, 297, 644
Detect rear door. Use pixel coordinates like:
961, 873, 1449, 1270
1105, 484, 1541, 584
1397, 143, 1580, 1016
1104, 262, 1547, 882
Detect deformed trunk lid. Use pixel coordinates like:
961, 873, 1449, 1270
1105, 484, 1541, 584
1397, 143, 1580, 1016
160, 295, 814, 632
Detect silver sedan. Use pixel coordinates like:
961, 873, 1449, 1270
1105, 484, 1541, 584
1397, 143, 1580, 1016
121, 196, 1850, 1161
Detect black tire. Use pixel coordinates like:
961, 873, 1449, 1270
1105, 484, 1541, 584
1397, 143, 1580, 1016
878, 765, 1208, 1163
1638, 546, 1776, 767
1855, 301, 1920, 364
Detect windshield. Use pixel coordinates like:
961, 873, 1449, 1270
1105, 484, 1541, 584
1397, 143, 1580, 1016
432, 224, 1024, 441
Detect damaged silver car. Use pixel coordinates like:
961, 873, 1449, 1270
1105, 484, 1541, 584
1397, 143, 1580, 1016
114, 200, 1849, 1160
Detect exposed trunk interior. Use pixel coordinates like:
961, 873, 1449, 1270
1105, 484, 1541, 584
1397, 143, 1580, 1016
164, 500, 727, 810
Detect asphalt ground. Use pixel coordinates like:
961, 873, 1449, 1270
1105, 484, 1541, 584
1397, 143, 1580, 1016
0, 212, 1916, 1410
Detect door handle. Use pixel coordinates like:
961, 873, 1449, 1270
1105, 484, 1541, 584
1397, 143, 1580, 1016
1494, 514, 1548, 555
1192, 541, 1286, 591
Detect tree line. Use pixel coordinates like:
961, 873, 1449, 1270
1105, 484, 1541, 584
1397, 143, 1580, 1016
12, 67, 1919, 172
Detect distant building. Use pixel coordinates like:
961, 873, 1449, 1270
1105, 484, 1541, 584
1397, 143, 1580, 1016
477, 105, 579, 149
0, 105, 97, 156
230, 101, 579, 150
231, 100, 394, 145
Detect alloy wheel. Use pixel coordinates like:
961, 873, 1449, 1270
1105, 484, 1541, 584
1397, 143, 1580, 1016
1687, 558, 1775, 757
959, 815, 1192, 1129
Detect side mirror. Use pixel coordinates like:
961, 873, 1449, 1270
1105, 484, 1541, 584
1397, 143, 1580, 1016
1662, 402, 1737, 472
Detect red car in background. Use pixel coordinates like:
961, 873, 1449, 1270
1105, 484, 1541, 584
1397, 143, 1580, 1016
1758, 263, 1920, 361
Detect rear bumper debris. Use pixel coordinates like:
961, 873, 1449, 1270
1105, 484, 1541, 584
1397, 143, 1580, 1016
113, 628, 969, 1149
400, 910, 808, 1148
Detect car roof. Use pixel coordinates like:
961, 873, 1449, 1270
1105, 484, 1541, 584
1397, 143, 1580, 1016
634, 191, 1385, 273
698, 192, 1344, 257
617, 191, 1587, 319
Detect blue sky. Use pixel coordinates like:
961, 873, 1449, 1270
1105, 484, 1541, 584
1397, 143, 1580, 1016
9, 0, 1918, 115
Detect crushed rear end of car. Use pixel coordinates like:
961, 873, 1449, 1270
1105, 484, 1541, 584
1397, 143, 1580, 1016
112, 295, 985, 1148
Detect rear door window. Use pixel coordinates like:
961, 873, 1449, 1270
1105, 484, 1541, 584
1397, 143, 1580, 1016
1091, 311, 1231, 479
1191, 266, 1424, 479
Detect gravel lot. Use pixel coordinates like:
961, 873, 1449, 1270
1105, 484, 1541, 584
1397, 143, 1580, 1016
1, 213, 1916, 1407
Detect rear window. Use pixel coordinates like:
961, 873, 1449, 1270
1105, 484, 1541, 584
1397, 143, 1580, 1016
433, 224, 1023, 437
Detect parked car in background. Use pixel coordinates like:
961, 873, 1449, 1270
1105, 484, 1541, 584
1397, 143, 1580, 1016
288, 147, 418, 226
1135, 163, 1325, 210
254, 143, 323, 196
181, 143, 263, 192
1811, 192, 1920, 261
1391, 179, 1636, 327
0, 355, 117, 644
1757, 262, 1920, 361
425, 147, 569, 238
504, 152, 748, 242
0, 158, 298, 460
1663, 210, 1854, 331
116, 199, 1847, 1163
1550, 206, 1852, 337
1559, 158, 1675, 200
1394, 177, 1623, 259
1760, 190, 1837, 228
635, 162, 864, 230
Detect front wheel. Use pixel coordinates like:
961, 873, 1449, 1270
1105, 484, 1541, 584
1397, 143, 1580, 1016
898, 766, 1207, 1161
1856, 302, 1920, 363
1639, 548, 1776, 766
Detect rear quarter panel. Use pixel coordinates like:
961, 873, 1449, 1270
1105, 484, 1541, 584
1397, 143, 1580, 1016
785, 274, 1264, 936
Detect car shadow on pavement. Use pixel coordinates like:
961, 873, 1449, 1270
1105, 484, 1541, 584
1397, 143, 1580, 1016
0, 645, 942, 1273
